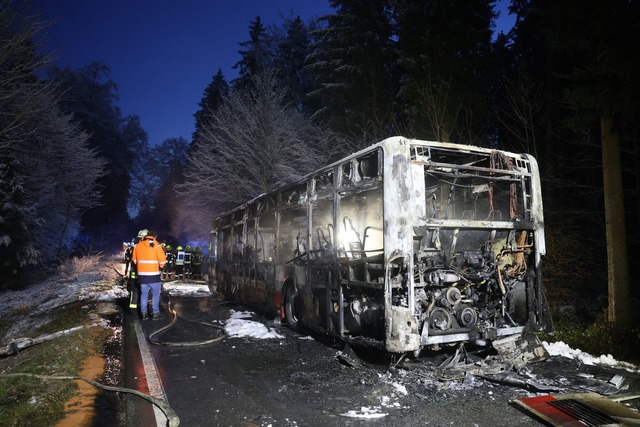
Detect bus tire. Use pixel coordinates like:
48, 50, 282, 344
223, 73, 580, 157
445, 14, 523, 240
284, 285, 303, 332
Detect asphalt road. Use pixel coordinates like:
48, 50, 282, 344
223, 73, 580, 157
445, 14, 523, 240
113, 291, 640, 427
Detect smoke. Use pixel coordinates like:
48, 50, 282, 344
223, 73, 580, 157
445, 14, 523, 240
169, 202, 215, 248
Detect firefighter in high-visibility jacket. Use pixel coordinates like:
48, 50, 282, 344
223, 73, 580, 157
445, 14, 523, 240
132, 229, 167, 320
175, 246, 185, 279
125, 229, 148, 313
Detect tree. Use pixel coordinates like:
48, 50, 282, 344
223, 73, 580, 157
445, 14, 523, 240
26, 99, 107, 257
193, 69, 230, 143
274, 16, 314, 112
177, 71, 338, 213
49, 62, 136, 247
123, 114, 150, 215
0, 1, 105, 284
307, 0, 397, 150
147, 136, 190, 239
558, 0, 640, 325
130, 136, 189, 217
393, 0, 495, 144
232, 16, 273, 93
506, 0, 640, 324
497, 73, 544, 158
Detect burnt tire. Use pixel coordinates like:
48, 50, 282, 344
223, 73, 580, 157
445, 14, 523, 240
284, 285, 304, 332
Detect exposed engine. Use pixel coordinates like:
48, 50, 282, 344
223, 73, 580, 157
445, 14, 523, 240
412, 229, 532, 341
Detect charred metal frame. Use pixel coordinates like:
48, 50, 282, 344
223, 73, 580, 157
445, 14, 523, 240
209, 137, 551, 353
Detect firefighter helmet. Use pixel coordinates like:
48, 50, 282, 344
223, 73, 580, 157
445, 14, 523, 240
137, 229, 149, 238
177, 246, 183, 251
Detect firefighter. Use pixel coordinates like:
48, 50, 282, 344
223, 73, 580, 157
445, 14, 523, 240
175, 245, 185, 280
124, 242, 134, 297
192, 246, 204, 280
163, 244, 175, 280
132, 229, 166, 320
125, 229, 148, 313
184, 245, 192, 279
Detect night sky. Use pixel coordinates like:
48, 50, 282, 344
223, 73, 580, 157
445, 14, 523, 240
31, 0, 513, 147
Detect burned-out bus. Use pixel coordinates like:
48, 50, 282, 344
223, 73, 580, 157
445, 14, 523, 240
208, 137, 552, 353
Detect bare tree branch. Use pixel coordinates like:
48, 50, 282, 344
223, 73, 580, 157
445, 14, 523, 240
177, 70, 338, 213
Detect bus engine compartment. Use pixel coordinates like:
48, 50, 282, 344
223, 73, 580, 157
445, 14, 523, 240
411, 227, 542, 347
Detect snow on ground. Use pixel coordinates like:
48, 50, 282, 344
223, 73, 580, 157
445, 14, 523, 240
340, 406, 388, 419
162, 281, 211, 297
224, 310, 284, 339
0, 265, 127, 341
0, 271, 127, 318
543, 340, 639, 372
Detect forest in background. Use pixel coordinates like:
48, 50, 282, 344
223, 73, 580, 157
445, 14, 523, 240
1, 0, 639, 335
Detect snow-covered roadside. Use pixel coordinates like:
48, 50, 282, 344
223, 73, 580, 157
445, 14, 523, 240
0, 264, 127, 342
0, 268, 125, 318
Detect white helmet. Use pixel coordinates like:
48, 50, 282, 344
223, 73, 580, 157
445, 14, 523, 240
137, 229, 149, 238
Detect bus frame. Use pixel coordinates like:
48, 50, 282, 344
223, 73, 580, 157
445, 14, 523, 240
208, 136, 552, 353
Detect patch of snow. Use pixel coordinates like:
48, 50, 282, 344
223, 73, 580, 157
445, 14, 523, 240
391, 381, 408, 396
163, 282, 211, 296
380, 395, 401, 408
340, 406, 388, 419
96, 286, 129, 302
225, 310, 284, 339
543, 341, 639, 372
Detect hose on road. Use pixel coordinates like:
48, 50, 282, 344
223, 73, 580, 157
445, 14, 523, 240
0, 372, 180, 427
146, 298, 228, 347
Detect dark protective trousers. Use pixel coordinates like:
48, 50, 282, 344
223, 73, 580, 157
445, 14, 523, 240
127, 277, 139, 310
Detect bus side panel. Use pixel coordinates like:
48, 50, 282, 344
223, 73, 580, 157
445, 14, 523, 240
383, 139, 421, 352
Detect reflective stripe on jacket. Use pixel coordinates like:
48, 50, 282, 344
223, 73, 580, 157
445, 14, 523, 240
132, 236, 166, 283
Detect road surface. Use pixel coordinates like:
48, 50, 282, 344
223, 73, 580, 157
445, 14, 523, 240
110, 288, 640, 427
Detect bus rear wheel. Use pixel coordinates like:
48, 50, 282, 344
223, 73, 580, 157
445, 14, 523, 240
284, 285, 303, 332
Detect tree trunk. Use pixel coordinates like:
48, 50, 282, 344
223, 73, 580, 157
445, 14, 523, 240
601, 116, 631, 325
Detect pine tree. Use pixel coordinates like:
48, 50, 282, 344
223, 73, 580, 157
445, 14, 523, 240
193, 69, 230, 143
274, 16, 314, 113
393, 0, 495, 143
232, 16, 273, 93
306, 0, 397, 151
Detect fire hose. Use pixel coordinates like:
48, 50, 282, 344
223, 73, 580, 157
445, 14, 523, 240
0, 296, 228, 427
146, 298, 228, 346
0, 301, 229, 427
0, 372, 180, 427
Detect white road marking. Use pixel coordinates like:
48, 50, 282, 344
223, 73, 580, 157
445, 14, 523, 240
134, 319, 169, 426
